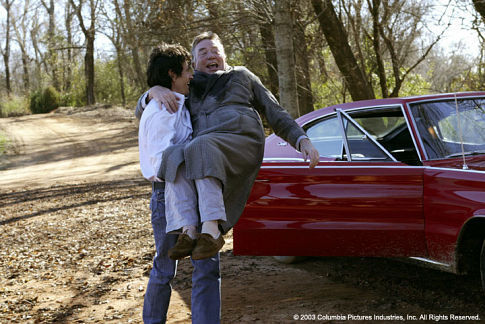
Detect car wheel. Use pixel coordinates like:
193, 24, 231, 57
481, 240, 485, 292
272, 256, 306, 264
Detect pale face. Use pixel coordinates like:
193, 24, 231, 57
193, 38, 226, 73
171, 62, 193, 95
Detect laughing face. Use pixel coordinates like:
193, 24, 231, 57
193, 38, 226, 74
170, 62, 193, 95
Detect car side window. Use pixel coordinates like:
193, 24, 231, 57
306, 107, 421, 165
306, 116, 343, 158
342, 118, 393, 161
305, 115, 392, 161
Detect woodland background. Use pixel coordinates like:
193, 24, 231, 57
2, 0, 485, 119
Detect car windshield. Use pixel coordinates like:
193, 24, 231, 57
409, 98, 485, 159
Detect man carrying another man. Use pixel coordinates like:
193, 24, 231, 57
137, 32, 319, 324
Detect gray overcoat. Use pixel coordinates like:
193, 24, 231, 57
154, 66, 306, 234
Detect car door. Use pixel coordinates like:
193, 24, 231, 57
235, 107, 427, 257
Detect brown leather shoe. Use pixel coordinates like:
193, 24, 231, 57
168, 233, 196, 260
191, 233, 225, 260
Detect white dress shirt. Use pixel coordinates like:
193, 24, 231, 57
138, 92, 192, 182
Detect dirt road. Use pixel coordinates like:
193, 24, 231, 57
0, 107, 484, 323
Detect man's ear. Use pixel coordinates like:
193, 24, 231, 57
168, 69, 176, 81
191, 61, 196, 69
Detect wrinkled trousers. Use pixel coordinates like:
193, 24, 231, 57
165, 164, 227, 233
143, 182, 221, 324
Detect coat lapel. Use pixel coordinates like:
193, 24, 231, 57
201, 70, 225, 100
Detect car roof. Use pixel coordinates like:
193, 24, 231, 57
296, 91, 485, 126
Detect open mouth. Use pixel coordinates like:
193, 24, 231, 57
207, 63, 219, 70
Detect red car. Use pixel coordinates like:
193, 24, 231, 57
233, 92, 485, 290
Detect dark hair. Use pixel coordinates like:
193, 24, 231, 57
191, 31, 223, 59
146, 43, 191, 88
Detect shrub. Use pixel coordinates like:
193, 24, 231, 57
29, 86, 60, 114
0, 95, 30, 117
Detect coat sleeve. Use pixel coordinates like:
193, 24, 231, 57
245, 68, 306, 149
135, 91, 149, 120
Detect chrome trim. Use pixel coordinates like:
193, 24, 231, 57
303, 111, 337, 127
400, 104, 424, 162
405, 93, 485, 106
425, 166, 485, 174
407, 102, 430, 161
401, 257, 454, 273
260, 165, 424, 169
303, 103, 407, 127
409, 257, 450, 267
337, 109, 398, 162
260, 164, 485, 173
336, 110, 352, 161
263, 157, 306, 162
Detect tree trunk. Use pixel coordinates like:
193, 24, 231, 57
116, 49, 126, 107
12, 0, 31, 92
294, 19, 314, 115
273, 0, 300, 118
65, 1, 74, 92
85, 32, 95, 105
110, 0, 126, 106
369, 0, 388, 98
20, 49, 29, 91
41, 0, 60, 90
259, 22, 279, 96
311, 0, 375, 101
70, 0, 96, 105
1, 0, 12, 94
123, 0, 145, 91
30, 25, 44, 90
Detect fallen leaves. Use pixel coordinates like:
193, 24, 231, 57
0, 179, 152, 323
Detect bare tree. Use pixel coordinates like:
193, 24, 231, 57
122, 0, 145, 91
259, 21, 279, 95
30, 8, 46, 90
39, 0, 60, 90
311, 0, 375, 101
294, 1, 315, 115
64, 0, 75, 92
273, 0, 299, 117
100, 0, 127, 105
70, 0, 98, 105
368, 0, 443, 97
0, 0, 14, 94
11, 0, 31, 92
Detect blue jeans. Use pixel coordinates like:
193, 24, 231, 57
143, 184, 221, 324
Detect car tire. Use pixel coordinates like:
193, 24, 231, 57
481, 240, 485, 292
272, 256, 306, 264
